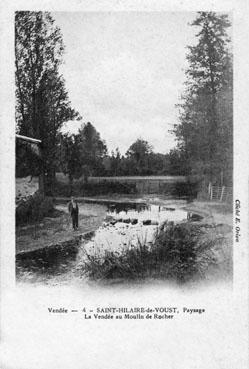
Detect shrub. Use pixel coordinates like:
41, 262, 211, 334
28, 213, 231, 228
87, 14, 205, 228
16, 191, 54, 225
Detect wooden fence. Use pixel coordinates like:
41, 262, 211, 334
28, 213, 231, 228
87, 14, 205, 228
206, 183, 232, 202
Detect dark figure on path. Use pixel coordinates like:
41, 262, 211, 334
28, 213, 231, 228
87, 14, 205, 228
68, 197, 79, 230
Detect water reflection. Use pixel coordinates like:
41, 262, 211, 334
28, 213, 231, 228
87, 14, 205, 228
106, 203, 185, 225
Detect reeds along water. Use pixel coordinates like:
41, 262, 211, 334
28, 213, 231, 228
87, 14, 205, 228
81, 222, 230, 283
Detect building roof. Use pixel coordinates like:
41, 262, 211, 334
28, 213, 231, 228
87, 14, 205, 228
16, 134, 41, 144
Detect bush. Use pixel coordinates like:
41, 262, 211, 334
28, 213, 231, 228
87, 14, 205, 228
171, 181, 199, 199
81, 222, 223, 283
16, 191, 54, 225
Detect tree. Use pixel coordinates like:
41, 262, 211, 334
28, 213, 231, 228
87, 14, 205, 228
78, 122, 107, 181
126, 139, 153, 175
173, 12, 232, 184
15, 11, 80, 194
58, 123, 107, 185
59, 133, 83, 194
167, 149, 190, 175
109, 148, 122, 176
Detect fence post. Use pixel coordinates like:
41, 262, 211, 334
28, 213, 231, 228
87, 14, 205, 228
208, 182, 211, 199
220, 186, 225, 202
210, 185, 213, 201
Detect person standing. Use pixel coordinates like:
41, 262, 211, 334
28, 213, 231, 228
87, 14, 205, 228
68, 196, 79, 230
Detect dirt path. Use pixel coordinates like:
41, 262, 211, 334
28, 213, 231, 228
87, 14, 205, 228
16, 203, 107, 254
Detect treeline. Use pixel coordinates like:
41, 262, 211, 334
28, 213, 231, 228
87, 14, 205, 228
57, 130, 186, 181
104, 141, 187, 176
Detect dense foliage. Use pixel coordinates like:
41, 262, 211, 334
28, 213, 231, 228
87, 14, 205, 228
103, 139, 171, 176
57, 134, 177, 179
58, 122, 107, 186
16, 191, 54, 225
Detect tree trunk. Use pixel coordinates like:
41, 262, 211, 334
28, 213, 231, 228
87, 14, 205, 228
38, 173, 45, 197
69, 175, 73, 196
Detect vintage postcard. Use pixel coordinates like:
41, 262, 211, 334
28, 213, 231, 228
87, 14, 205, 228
0, 1, 248, 368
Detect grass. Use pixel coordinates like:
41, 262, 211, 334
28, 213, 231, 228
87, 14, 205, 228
81, 222, 231, 283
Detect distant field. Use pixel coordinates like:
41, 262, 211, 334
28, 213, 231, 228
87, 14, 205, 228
56, 172, 187, 183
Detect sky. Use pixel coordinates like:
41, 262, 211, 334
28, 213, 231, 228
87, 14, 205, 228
53, 12, 197, 155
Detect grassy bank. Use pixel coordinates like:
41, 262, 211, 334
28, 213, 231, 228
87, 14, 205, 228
82, 221, 232, 283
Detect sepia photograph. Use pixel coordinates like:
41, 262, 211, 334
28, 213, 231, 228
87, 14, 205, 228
15, 11, 233, 287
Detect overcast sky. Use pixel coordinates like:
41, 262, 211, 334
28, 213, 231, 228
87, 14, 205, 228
53, 12, 197, 155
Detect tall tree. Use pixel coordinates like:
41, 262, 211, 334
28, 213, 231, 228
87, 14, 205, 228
109, 148, 122, 176
15, 11, 80, 193
78, 122, 107, 181
173, 12, 232, 184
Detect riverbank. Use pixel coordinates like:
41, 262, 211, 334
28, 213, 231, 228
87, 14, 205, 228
16, 203, 107, 254
16, 196, 233, 285
183, 200, 232, 227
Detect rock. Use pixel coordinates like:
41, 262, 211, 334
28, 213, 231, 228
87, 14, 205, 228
164, 207, 175, 211
131, 219, 138, 225
122, 218, 131, 224
187, 212, 203, 221
143, 220, 151, 225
